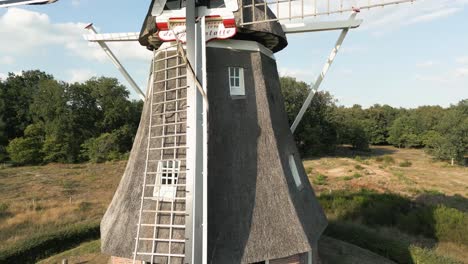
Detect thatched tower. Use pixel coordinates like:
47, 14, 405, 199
101, 1, 327, 263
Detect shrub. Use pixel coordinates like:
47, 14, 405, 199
81, 133, 121, 163
325, 221, 461, 264
353, 173, 362, 179
318, 190, 468, 245
343, 176, 353, 181
0, 203, 9, 218
354, 164, 364, 170
0, 221, 100, 263
399, 160, 413, 167
313, 174, 328, 185
382, 155, 395, 164
78, 202, 92, 212
6, 124, 45, 165
433, 205, 468, 244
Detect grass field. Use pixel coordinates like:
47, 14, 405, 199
0, 146, 466, 263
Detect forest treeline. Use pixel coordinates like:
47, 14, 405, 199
281, 77, 467, 165
0, 71, 466, 165
0, 70, 143, 164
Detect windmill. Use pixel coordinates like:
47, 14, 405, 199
86, 1, 416, 263
1, 0, 416, 263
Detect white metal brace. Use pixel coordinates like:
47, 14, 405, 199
84, 24, 146, 100
290, 13, 361, 134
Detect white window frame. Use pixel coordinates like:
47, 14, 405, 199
153, 160, 180, 201
228, 67, 245, 96
288, 154, 303, 189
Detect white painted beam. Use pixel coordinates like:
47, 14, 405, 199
83, 32, 140, 42
282, 18, 362, 34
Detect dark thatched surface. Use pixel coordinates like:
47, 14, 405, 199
101, 42, 327, 263
139, 0, 288, 52
206, 45, 326, 264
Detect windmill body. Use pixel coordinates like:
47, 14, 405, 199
0, 0, 416, 263
101, 0, 327, 263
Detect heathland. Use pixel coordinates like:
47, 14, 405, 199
0, 146, 466, 263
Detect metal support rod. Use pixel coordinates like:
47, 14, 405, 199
290, 13, 356, 134
85, 24, 146, 100
185, 0, 206, 263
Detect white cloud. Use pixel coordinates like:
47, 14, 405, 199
416, 61, 436, 68
0, 73, 7, 80
0, 8, 151, 63
456, 56, 468, 64
357, 0, 468, 33
456, 68, 468, 77
0, 56, 15, 65
279, 67, 315, 82
68, 69, 94, 83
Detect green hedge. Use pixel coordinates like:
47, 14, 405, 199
0, 221, 100, 263
325, 221, 461, 264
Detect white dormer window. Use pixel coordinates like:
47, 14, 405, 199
229, 67, 245, 96
153, 160, 180, 201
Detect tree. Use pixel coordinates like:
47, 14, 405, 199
0, 71, 53, 141
425, 101, 468, 165
388, 115, 424, 148
333, 106, 370, 151
81, 132, 122, 163
280, 76, 338, 155
6, 123, 45, 165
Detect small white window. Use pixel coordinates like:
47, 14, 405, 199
288, 155, 303, 189
153, 160, 180, 201
228, 67, 245, 96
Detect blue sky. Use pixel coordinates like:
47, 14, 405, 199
0, 0, 467, 108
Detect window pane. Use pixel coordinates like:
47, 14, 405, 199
235, 78, 239, 87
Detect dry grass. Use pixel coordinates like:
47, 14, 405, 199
0, 162, 126, 252
304, 146, 468, 198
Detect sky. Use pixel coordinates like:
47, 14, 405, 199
0, 0, 467, 108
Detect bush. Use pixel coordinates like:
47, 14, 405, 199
325, 221, 461, 264
382, 155, 395, 164
433, 205, 468, 244
81, 133, 122, 163
354, 164, 364, 170
399, 160, 413, 167
0, 221, 100, 263
313, 174, 328, 185
6, 124, 45, 165
318, 190, 468, 245
0, 203, 10, 218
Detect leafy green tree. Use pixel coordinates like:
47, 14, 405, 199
425, 101, 468, 164
81, 132, 122, 163
388, 115, 424, 148
333, 106, 370, 150
364, 104, 401, 145
87, 77, 133, 132
6, 123, 45, 165
0, 71, 53, 141
280, 76, 338, 155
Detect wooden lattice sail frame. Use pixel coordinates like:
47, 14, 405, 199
239, 0, 416, 25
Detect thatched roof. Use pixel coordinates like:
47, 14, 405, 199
139, 0, 288, 52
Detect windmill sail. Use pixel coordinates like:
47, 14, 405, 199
240, 0, 415, 25
0, 0, 58, 8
